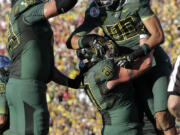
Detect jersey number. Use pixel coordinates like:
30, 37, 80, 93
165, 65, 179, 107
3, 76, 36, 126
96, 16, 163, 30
102, 65, 113, 77
105, 16, 138, 42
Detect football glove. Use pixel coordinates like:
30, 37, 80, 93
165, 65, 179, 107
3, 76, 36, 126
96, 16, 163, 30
116, 55, 132, 67
117, 44, 151, 67
67, 72, 84, 89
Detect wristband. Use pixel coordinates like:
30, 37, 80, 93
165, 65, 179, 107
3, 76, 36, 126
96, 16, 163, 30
78, 37, 85, 49
141, 43, 151, 55
129, 43, 151, 61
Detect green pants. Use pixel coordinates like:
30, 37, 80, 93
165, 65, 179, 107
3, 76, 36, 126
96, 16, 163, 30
100, 95, 143, 135
102, 124, 142, 135
133, 61, 172, 125
4, 78, 49, 135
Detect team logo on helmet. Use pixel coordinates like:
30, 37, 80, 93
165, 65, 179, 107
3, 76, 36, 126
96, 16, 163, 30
90, 7, 100, 18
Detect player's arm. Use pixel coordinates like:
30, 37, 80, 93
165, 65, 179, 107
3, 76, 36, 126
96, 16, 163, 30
106, 54, 153, 89
138, 1, 164, 49
107, 38, 153, 89
119, 3, 163, 66
51, 66, 81, 89
44, 0, 77, 19
66, 23, 98, 49
23, 0, 77, 25
141, 15, 164, 49
66, 4, 99, 49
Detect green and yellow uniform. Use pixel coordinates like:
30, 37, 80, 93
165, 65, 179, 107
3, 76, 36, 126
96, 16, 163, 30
5, 1, 54, 135
0, 68, 9, 134
68, 0, 172, 132
83, 59, 143, 135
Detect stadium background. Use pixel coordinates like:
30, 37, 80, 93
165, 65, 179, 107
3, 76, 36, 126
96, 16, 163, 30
0, 0, 180, 134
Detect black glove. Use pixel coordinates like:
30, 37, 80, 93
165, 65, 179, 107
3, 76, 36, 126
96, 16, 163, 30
117, 44, 151, 67
67, 72, 84, 89
116, 55, 132, 67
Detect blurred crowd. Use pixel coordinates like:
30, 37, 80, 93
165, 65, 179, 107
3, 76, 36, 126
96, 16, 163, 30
151, 0, 180, 62
0, 0, 180, 134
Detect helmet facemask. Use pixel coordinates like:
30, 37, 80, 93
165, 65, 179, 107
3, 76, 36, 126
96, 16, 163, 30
94, 0, 114, 8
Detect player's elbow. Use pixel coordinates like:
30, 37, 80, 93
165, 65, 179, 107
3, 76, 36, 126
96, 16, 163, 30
0, 116, 7, 127
146, 57, 153, 69
158, 31, 164, 44
66, 35, 80, 49
66, 37, 73, 49
143, 55, 153, 71
0, 120, 6, 126
154, 28, 164, 45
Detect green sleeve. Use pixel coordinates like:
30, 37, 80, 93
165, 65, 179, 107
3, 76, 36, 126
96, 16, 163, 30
73, 3, 99, 36
0, 82, 8, 115
66, 3, 99, 48
23, 3, 46, 25
137, 2, 155, 20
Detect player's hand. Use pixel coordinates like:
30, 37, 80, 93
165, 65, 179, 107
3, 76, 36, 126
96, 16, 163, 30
0, 115, 7, 129
68, 72, 84, 89
116, 55, 133, 67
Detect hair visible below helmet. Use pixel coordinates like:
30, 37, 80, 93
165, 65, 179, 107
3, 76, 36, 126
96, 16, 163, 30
94, 0, 115, 7
0, 55, 11, 68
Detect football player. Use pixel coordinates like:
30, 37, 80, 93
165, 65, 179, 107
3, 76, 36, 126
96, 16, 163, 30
5, 0, 78, 134
76, 36, 153, 135
66, 0, 176, 134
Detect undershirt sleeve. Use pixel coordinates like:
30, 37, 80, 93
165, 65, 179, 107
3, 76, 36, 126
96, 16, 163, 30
23, 3, 46, 25
138, 3, 155, 21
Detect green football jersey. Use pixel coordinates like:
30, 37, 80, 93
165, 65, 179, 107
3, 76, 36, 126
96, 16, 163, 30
74, 0, 153, 49
72, 0, 171, 65
83, 59, 140, 126
6, 3, 54, 82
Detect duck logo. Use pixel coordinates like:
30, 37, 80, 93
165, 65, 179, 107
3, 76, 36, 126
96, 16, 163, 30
90, 7, 100, 18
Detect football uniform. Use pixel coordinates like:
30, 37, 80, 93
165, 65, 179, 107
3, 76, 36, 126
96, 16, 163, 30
83, 59, 143, 135
69, 0, 172, 131
4, 2, 53, 135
